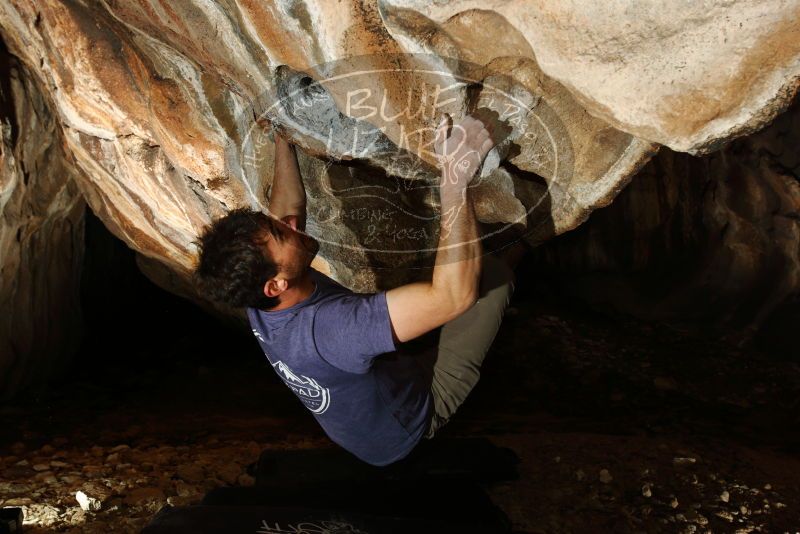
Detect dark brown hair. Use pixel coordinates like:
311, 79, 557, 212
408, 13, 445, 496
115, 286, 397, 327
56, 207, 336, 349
193, 208, 281, 309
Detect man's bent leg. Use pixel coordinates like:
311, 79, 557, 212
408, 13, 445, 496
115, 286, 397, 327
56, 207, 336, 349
425, 253, 515, 438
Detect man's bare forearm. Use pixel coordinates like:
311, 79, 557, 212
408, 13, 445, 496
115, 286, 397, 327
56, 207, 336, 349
269, 133, 306, 229
430, 168, 482, 312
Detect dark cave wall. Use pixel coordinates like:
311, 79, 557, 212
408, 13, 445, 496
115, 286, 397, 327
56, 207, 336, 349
0, 47, 85, 399
533, 101, 800, 335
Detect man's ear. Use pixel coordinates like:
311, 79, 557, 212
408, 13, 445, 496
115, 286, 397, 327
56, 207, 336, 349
264, 276, 288, 299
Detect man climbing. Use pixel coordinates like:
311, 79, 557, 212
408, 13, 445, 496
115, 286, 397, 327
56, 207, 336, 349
194, 113, 525, 466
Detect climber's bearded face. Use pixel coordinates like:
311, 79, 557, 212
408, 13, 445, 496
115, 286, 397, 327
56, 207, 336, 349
262, 215, 319, 283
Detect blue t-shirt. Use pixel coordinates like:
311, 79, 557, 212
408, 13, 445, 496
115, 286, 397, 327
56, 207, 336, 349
246, 267, 433, 466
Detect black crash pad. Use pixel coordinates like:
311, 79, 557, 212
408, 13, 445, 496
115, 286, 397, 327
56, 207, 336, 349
143, 438, 517, 533
255, 437, 519, 488
141, 504, 508, 534
0, 508, 23, 534
201, 479, 508, 527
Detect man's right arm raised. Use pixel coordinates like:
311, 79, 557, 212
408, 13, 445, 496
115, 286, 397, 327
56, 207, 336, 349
385, 114, 496, 343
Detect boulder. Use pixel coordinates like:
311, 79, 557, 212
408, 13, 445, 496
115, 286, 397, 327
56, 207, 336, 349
0, 1, 793, 292
0, 1, 797, 396
0, 0, 668, 292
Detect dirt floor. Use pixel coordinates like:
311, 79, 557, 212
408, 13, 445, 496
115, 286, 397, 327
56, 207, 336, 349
1, 259, 799, 533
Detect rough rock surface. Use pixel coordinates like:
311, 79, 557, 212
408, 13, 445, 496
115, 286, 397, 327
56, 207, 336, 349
390, 0, 800, 153
0, 0, 794, 291
0, 0, 666, 294
0, 50, 85, 399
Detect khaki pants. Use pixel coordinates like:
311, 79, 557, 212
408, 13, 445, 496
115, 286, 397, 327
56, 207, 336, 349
400, 253, 516, 439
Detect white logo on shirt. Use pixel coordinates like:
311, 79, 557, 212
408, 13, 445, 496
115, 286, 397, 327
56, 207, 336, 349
272, 361, 331, 415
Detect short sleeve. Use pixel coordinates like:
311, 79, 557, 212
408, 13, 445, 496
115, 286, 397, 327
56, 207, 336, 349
312, 291, 397, 373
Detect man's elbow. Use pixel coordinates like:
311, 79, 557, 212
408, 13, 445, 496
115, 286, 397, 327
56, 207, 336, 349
451, 290, 478, 318
426, 281, 479, 323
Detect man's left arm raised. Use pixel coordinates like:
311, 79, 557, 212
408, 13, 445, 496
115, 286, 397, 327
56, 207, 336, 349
268, 130, 306, 231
